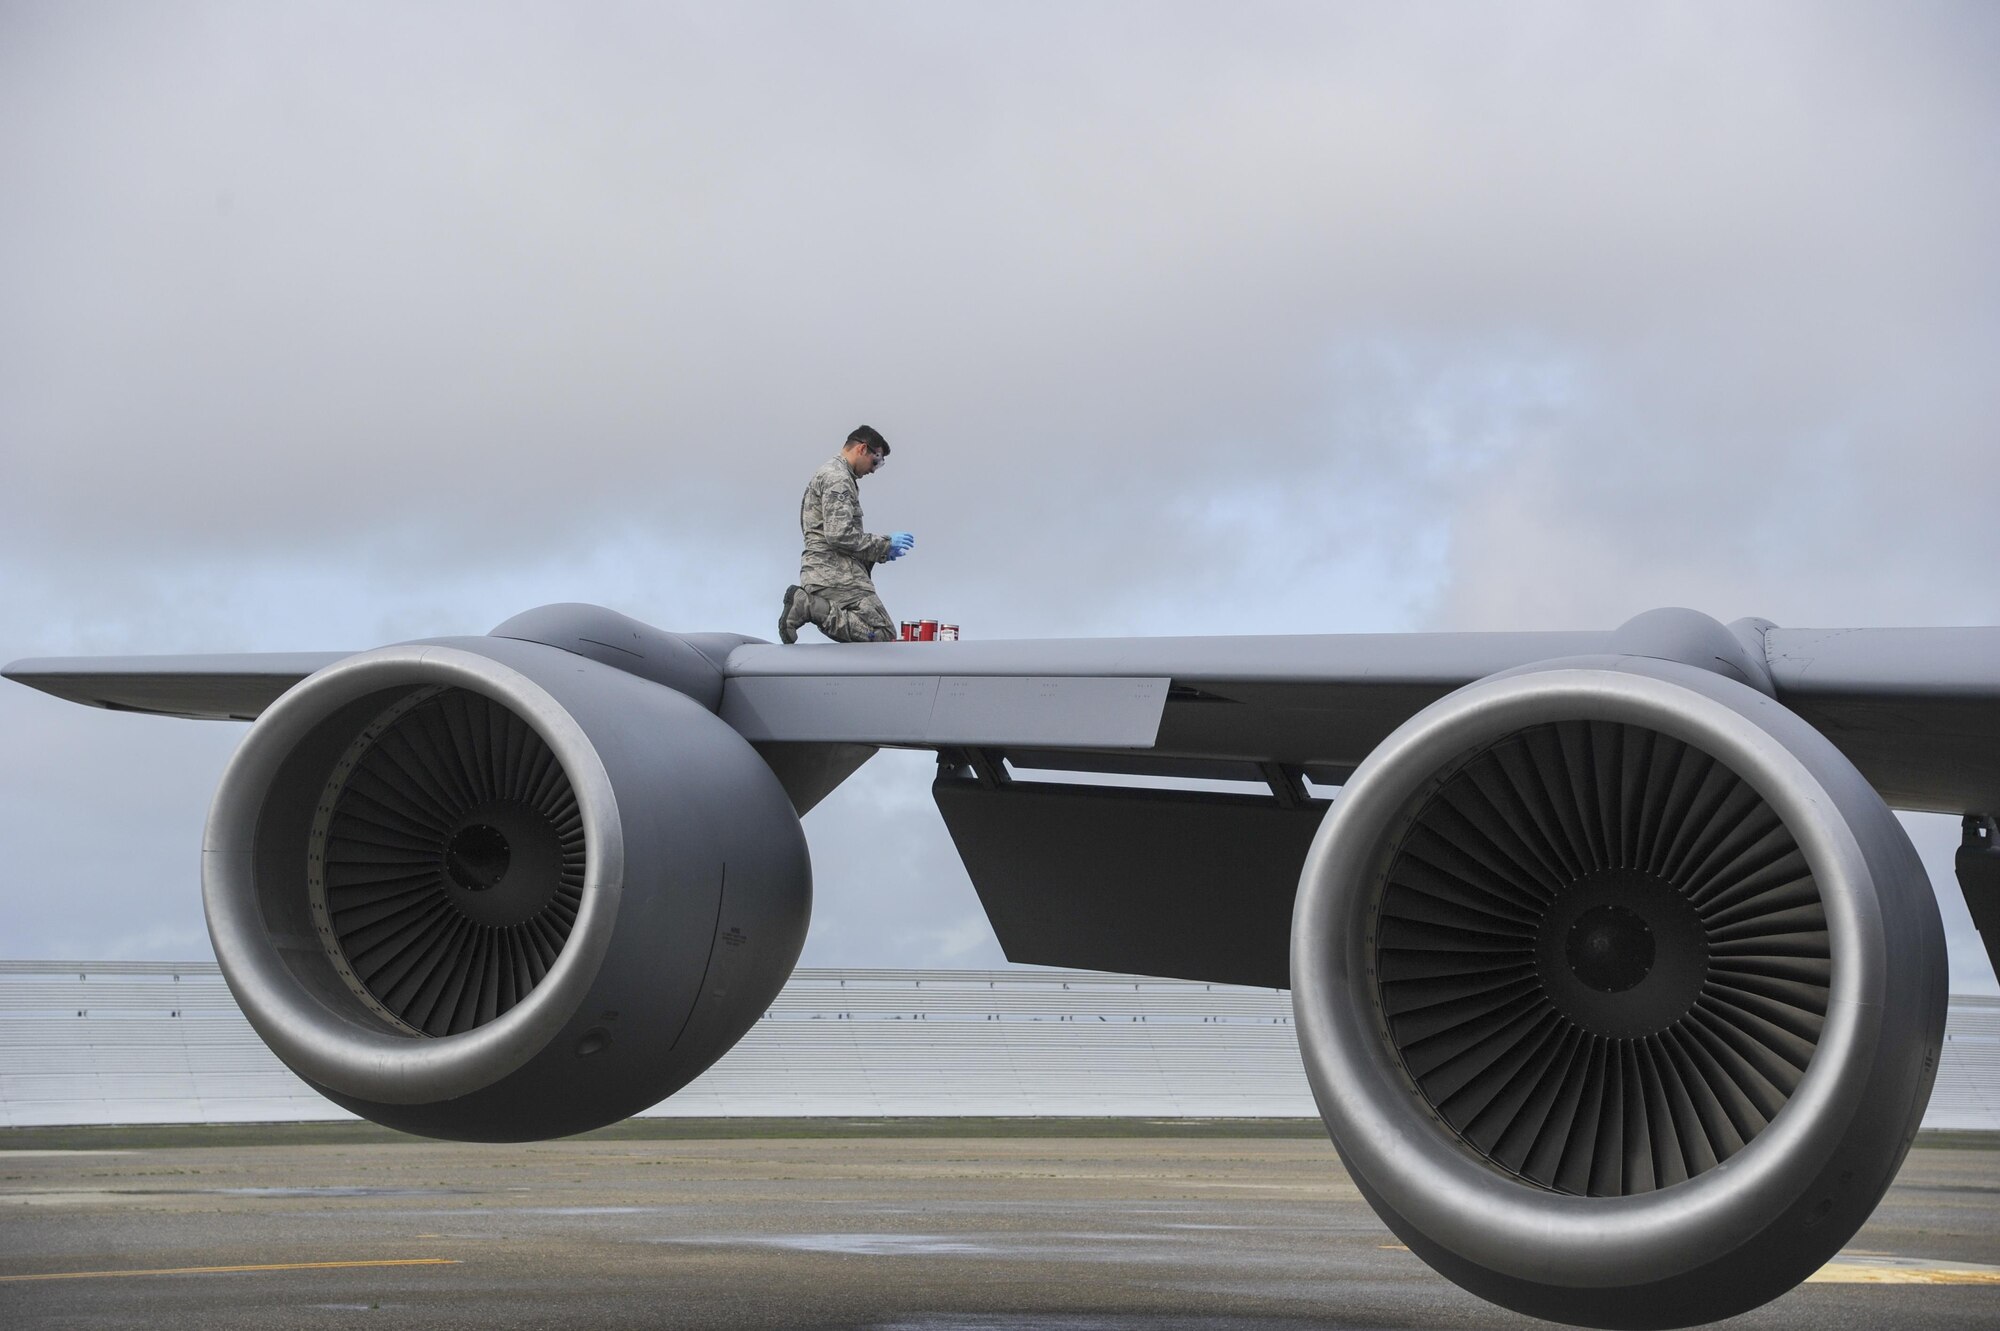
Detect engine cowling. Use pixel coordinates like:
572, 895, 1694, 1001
202, 635, 810, 1141
1292, 657, 1947, 1329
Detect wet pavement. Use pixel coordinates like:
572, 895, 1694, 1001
2, 1133, 1996, 1329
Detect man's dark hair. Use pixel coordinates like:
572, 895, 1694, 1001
846, 425, 889, 457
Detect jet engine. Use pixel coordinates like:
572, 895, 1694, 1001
201, 636, 810, 1141
1292, 657, 1948, 1329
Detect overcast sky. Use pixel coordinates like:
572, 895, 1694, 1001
3, 2, 1996, 993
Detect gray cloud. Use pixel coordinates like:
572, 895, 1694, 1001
2, 2, 1995, 989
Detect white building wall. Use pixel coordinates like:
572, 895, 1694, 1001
2, 961, 1995, 1130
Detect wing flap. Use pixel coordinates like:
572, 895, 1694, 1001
935, 773, 1315, 988
721, 674, 1170, 748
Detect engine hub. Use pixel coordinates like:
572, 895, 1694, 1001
1565, 903, 1652, 993
1542, 870, 1707, 1032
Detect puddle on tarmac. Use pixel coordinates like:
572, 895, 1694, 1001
661, 1233, 999, 1256
1157, 1223, 1253, 1231
513, 1205, 664, 1216
656, 1230, 1215, 1262
868, 1311, 1352, 1319
107, 1186, 467, 1199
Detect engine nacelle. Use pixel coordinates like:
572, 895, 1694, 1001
1292, 657, 1948, 1328
202, 636, 810, 1141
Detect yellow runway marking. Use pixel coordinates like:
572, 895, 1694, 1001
0, 1258, 458, 1283
1807, 1257, 2000, 1285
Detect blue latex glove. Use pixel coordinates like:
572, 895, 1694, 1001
886, 531, 916, 561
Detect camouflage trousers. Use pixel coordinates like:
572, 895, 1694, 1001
803, 584, 897, 643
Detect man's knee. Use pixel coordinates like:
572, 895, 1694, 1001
851, 612, 896, 643
851, 597, 896, 643
801, 589, 842, 638
808, 589, 892, 643
818, 606, 881, 643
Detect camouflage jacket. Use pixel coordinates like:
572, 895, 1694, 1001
798, 456, 892, 591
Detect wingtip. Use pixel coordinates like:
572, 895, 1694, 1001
3, 657, 53, 684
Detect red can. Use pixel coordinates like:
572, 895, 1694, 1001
916, 619, 939, 641
898, 621, 916, 642
939, 624, 959, 641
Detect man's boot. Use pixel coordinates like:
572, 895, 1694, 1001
778, 585, 812, 645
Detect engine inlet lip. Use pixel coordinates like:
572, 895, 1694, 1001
203, 641, 624, 1105
1292, 656, 1884, 1291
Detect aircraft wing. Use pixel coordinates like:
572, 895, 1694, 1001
13, 614, 1998, 990
9, 622, 2000, 810
2, 652, 354, 721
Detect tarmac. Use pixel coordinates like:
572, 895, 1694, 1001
2, 1123, 1996, 1330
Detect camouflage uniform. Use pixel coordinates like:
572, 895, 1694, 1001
796, 456, 897, 643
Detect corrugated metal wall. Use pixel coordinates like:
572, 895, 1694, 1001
1936, 994, 2000, 1130
3, 961, 1995, 1129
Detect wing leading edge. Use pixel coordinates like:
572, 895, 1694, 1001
7, 617, 1999, 811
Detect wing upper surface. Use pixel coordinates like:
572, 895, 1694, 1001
721, 630, 1610, 687
1766, 626, 2000, 697
723, 627, 2000, 811
722, 630, 1615, 788
7, 623, 1998, 811
1763, 627, 2000, 814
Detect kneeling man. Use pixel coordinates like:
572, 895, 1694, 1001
779, 425, 915, 644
